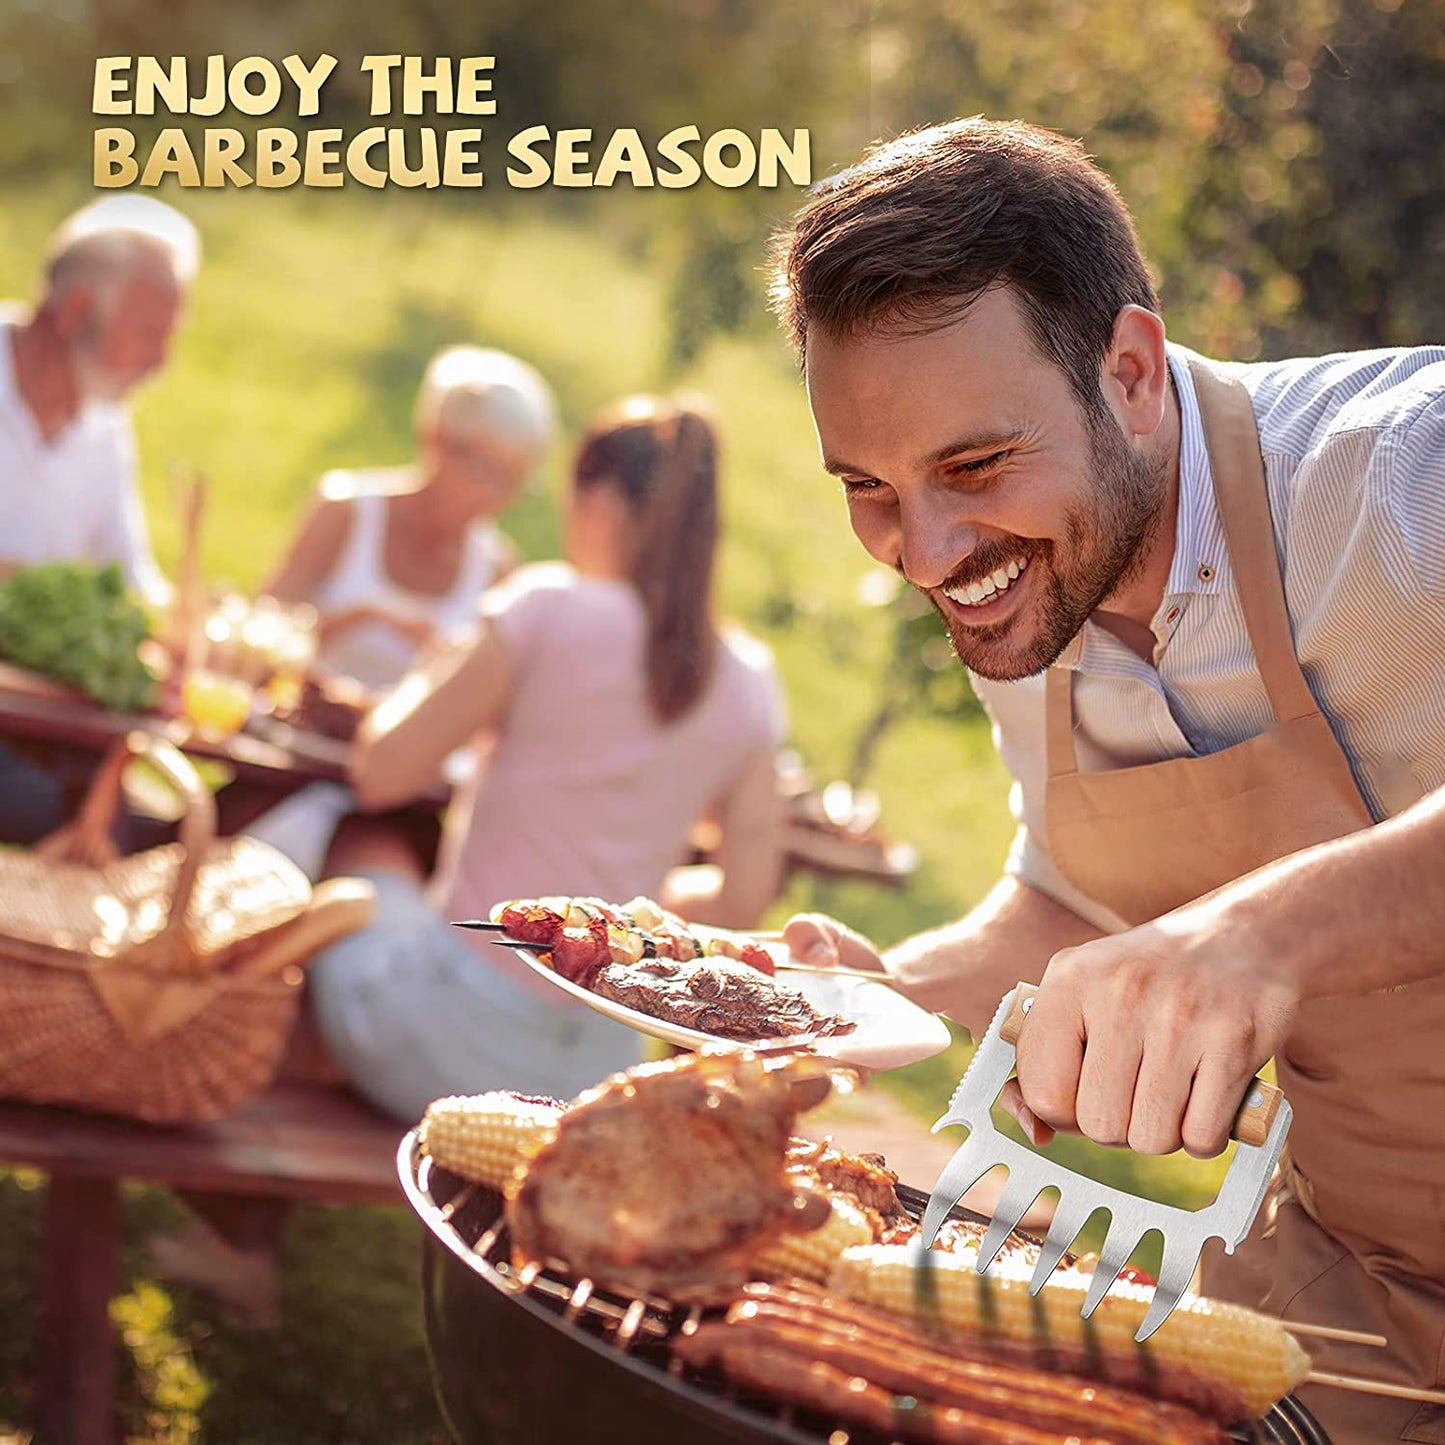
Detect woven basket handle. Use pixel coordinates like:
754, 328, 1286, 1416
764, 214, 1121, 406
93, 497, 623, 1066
36, 731, 217, 950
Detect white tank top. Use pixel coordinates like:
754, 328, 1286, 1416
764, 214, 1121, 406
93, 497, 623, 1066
311, 482, 507, 690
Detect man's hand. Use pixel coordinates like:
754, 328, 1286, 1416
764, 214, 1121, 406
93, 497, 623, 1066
781, 913, 888, 974
1005, 895, 1300, 1158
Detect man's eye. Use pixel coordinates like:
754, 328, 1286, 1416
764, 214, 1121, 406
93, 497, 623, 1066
950, 451, 1008, 477
839, 476, 883, 495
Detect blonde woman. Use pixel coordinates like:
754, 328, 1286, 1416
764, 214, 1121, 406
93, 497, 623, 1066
268, 344, 557, 693
308, 396, 788, 1119
249, 346, 557, 881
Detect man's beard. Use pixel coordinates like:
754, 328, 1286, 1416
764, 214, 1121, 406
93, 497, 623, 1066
71, 356, 135, 407
931, 408, 1166, 682
70, 341, 139, 405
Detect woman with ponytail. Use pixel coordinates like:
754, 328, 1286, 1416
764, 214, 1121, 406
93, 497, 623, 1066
306, 395, 788, 1120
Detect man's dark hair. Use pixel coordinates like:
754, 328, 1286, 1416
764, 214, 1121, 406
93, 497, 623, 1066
768, 116, 1160, 410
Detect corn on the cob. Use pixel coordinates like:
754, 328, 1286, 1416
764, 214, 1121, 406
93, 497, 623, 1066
750, 1195, 875, 1284
420, 1093, 562, 1189
830, 1243, 1309, 1420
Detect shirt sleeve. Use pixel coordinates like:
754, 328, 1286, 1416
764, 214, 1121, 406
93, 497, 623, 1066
719, 625, 789, 753
1379, 383, 1445, 602
478, 562, 567, 660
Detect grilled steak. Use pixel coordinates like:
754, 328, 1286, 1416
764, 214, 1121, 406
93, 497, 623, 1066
589, 956, 856, 1041
507, 1051, 838, 1302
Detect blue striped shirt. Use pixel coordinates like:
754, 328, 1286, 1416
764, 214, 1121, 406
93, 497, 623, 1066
972, 344, 1445, 932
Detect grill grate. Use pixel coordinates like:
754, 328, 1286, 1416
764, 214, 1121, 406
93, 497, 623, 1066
410, 1143, 1324, 1445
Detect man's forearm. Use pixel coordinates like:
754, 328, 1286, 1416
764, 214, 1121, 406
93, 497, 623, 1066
1221, 783, 1445, 999
885, 876, 1103, 1037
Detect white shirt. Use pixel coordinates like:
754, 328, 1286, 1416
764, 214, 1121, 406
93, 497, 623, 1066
309, 478, 510, 691
973, 344, 1445, 933
0, 311, 165, 600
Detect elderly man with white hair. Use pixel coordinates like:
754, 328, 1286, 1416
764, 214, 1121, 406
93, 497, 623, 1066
0, 196, 196, 844
1, 194, 199, 605
266, 343, 558, 693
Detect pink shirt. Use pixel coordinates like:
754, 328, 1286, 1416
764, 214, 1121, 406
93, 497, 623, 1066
439, 563, 786, 991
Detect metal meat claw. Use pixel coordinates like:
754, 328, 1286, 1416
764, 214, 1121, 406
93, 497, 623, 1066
921, 984, 1292, 1342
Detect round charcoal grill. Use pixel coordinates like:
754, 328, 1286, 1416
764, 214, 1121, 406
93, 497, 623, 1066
400, 1133, 1330, 1445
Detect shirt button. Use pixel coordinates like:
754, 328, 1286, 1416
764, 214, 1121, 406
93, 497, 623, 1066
1197, 563, 1216, 583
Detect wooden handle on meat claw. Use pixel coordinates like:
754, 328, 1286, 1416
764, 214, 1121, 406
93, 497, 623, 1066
1000, 982, 1284, 1148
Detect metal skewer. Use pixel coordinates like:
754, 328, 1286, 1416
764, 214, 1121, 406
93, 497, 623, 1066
465, 927, 898, 987
775, 961, 901, 985
453, 919, 792, 943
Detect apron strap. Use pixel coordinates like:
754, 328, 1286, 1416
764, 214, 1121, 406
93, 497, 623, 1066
1045, 352, 1326, 781
1045, 667, 1077, 780
1186, 356, 1319, 724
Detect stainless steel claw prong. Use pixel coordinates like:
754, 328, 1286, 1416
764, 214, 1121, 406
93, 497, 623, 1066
1135, 1233, 1200, 1342
1081, 1215, 1141, 1318
1027, 1193, 1094, 1296
919, 1133, 993, 1248
974, 1164, 1047, 1274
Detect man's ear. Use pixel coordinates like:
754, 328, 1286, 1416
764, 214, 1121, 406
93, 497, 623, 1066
415, 425, 446, 464
1100, 305, 1170, 440
48, 287, 98, 344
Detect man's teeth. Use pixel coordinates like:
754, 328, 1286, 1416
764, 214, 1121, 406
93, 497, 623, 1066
944, 556, 1029, 608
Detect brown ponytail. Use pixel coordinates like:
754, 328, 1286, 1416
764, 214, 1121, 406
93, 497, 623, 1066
573, 397, 719, 723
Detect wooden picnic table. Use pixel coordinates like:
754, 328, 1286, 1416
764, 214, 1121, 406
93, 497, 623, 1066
0, 674, 447, 842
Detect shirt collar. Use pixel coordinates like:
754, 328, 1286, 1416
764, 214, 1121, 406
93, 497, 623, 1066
1053, 345, 1229, 675
1163, 345, 1229, 602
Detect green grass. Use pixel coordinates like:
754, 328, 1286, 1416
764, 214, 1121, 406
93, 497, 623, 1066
0, 184, 1219, 1441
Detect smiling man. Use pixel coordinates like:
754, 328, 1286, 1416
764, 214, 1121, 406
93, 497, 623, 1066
773, 117, 1445, 1443
2, 194, 198, 607
0, 195, 196, 844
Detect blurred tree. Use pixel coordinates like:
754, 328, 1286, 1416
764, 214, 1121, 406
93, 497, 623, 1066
3, 0, 1439, 782
0, 0, 863, 367
1224, 0, 1445, 354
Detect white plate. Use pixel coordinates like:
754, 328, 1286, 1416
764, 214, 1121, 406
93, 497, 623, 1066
508, 937, 950, 1072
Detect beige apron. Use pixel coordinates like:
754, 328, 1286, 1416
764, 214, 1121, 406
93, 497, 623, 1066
1043, 356, 1445, 1444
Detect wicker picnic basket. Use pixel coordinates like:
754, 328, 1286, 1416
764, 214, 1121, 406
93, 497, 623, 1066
0, 730, 345, 1124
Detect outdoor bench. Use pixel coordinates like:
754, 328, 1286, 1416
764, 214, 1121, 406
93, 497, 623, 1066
0, 1077, 404, 1445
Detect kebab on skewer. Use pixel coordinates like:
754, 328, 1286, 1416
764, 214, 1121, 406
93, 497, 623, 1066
491, 894, 779, 978
486, 895, 856, 1042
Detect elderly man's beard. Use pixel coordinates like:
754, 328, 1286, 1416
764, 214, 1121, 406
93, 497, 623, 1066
930, 409, 1167, 682
71, 349, 139, 404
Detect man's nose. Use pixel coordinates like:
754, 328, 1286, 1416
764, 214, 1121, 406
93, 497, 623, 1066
898, 494, 980, 591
